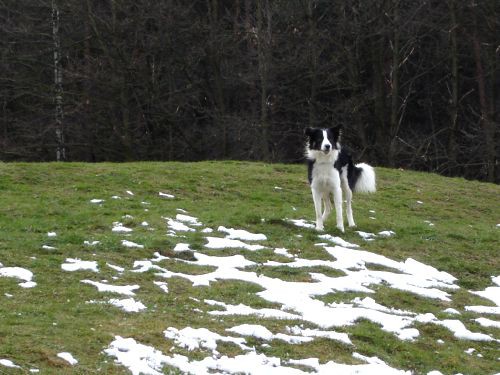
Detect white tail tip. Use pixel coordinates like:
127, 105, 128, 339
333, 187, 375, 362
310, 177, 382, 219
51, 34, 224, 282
354, 163, 376, 193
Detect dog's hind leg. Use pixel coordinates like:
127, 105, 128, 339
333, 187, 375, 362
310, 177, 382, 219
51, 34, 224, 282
311, 189, 324, 231
321, 193, 332, 223
332, 170, 344, 233
341, 177, 355, 227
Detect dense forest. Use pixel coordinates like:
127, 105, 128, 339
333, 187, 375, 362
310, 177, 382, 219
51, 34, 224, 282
0, 0, 498, 182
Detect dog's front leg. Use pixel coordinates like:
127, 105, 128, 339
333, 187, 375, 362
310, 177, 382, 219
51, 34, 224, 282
332, 172, 344, 233
311, 188, 324, 231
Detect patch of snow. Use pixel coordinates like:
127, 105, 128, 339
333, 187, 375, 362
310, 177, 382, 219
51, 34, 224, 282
176, 214, 202, 226
227, 324, 313, 345
42, 245, 57, 250
154, 281, 169, 293
0, 266, 36, 288
47, 232, 57, 237
112, 222, 133, 233
205, 237, 265, 251
126, 190, 134, 196
356, 231, 377, 240
434, 320, 498, 342
378, 230, 396, 237
443, 308, 460, 315
109, 298, 147, 313
81, 280, 139, 296
286, 326, 352, 345
288, 219, 315, 229
105, 336, 411, 375
474, 317, 500, 328
165, 218, 195, 232
61, 258, 99, 272
218, 226, 267, 241
173, 243, 192, 252
0, 359, 21, 368
205, 300, 301, 321
464, 306, 500, 315
90, 199, 104, 204
159, 192, 175, 198
121, 240, 144, 249
164, 327, 249, 354
318, 234, 359, 248
57, 352, 78, 365
84, 240, 100, 246
274, 248, 294, 258
107, 263, 125, 273
470, 286, 500, 306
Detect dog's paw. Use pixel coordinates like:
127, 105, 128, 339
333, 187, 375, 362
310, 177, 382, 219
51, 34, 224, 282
348, 223, 356, 228
315, 224, 324, 231
336, 224, 345, 233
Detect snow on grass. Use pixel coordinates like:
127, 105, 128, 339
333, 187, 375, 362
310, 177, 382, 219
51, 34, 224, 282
121, 240, 144, 249
466, 276, 500, 315
159, 192, 175, 198
274, 247, 294, 258
164, 327, 250, 354
164, 217, 195, 232
107, 263, 125, 273
57, 352, 78, 366
61, 258, 99, 272
204, 237, 265, 251
218, 226, 267, 241
84, 240, 100, 246
474, 317, 500, 328
227, 324, 348, 345
90, 199, 104, 204
173, 243, 192, 252
109, 298, 146, 313
81, 280, 139, 296
105, 336, 410, 375
288, 219, 315, 229
112, 222, 133, 233
356, 231, 377, 241
0, 359, 21, 369
0, 266, 36, 288
318, 234, 359, 248
176, 214, 202, 226
433, 320, 498, 342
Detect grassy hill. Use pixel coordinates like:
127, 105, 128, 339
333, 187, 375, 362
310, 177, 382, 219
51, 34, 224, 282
0, 162, 498, 374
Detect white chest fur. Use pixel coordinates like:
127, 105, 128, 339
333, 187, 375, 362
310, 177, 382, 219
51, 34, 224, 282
308, 150, 340, 190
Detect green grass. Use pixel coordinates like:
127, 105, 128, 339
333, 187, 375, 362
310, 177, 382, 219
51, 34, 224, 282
0, 161, 498, 374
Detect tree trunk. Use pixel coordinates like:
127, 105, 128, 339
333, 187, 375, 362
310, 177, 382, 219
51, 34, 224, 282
388, 0, 400, 167
447, 0, 459, 175
52, 0, 65, 161
207, 0, 227, 158
472, 5, 495, 182
307, 0, 317, 126
257, 0, 271, 160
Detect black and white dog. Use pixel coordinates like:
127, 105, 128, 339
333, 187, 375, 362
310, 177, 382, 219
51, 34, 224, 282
305, 126, 376, 232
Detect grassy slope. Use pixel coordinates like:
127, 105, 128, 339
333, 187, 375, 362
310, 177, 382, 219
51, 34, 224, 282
0, 161, 498, 374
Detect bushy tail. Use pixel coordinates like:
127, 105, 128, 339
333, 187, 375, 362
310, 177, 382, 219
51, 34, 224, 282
353, 163, 376, 193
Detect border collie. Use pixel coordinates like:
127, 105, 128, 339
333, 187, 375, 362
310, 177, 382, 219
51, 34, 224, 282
305, 126, 376, 232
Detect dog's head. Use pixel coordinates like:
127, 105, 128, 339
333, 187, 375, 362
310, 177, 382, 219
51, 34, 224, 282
305, 126, 342, 154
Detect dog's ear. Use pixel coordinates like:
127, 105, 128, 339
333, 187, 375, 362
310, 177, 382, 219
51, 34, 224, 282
329, 125, 343, 139
304, 127, 314, 137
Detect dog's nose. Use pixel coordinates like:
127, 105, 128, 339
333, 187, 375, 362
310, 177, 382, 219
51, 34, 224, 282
324, 144, 331, 150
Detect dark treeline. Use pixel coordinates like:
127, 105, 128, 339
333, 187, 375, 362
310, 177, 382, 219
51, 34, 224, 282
0, 0, 498, 182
